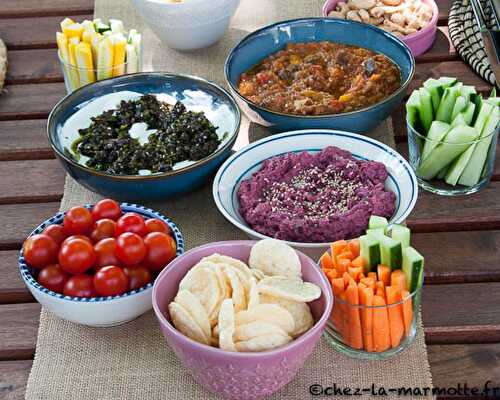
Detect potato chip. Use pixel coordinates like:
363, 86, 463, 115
201, 253, 252, 282
174, 290, 211, 340
258, 276, 321, 302
218, 299, 236, 352
168, 302, 210, 345
235, 304, 295, 334
247, 277, 259, 309
260, 294, 314, 337
223, 265, 247, 312
179, 266, 221, 317
250, 268, 266, 281
235, 333, 291, 352
249, 238, 301, 278
234, 321, 288, 342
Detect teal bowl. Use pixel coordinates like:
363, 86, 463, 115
48, 73, 241, 201
224, 18, 415, 133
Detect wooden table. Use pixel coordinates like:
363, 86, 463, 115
1, 1, 500, 398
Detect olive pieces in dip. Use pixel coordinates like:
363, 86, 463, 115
237, 146, 396, 243
238, 41, 401, 116
72, 95, 221, 175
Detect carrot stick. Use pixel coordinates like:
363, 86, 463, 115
337, 258, 351, 274
359, 285, 374, 352
331, 278, 345, 335
339, 291, 350, 345
401, 289, 413, 337
326, 268, 338, 282
359, 272, 366, 281
385, 286, 405, 348
348, 266, 363, 282
348, 239, 360, 257
331, 240, 347, 258
376, 287, 385, 298
377, 264, 391, 286
372, 295, 391, 352
391, 269, 408, 292
346, 283, 363, 349
375, 281, 385, 300
351, 255, 365, 269
339, 250, 355, 261
343, 271, 356, 287
320, 252, 334, 270
360, 277, 375, 290
368, 272, 377, 282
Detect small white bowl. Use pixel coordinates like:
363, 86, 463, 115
213, 129, 418, 259
131, 0, 241, 50
19, 203, 184, 327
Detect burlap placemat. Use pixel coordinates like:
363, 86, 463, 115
25, 0, 432, 398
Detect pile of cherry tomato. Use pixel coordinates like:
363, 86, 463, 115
22, 199, 177, 298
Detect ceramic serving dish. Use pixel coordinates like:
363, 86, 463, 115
224, 18, 415, 133
19, 203, 184, 327
322, 0, 438, 56
152, 240, 333, 400
212, 129, 418, 259
47, 73, 240, 201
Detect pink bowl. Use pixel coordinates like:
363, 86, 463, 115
322, 0, 438, 57
152, 240, 333, 400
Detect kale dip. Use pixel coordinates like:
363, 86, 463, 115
237, 146, 396, 243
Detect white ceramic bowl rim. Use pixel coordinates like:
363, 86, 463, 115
152, 240, 333, 357
212, 129, 418, 249
19, 203, 185, 303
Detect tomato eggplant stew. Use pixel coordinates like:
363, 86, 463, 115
238, 42, 402, 116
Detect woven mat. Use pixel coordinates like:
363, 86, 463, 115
25, 0, 432, 398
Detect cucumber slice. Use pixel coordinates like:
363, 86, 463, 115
360, 235, 380, 272
417, 125, 479, 180
391, 225, 411, 248
451, 96, 468, 121
459, 106, 500, 186
366, 228, 386, 239
368, 216, 389, 231
380, 236, 403, 270
436, 86, 461, 123
419, 87, 434, 133
406, 90, 423, 134
421, 121, 452, 161
402, 247, 424, 293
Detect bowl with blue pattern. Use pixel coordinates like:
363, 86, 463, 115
19, 203, 184, 327
224, 17, 415, 133
213, 129, 418, 259
47, 72, 241, 201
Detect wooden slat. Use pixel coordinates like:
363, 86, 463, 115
436, 0, 452, 24
0, 160, 65, 204
0, 203, 60, 250
0, 120, 53, 161
6, 49, 62, 85
0, 251, 33, 304
0, 360, 32, 400
415, 27, 458, 63
0, 0, 93, 18
0, 303, 40, 360
0, 14, 92, 50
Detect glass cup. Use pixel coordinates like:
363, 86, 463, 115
58, 50, 134, 93
406, 118, 499, 196
323, 280, 422, 360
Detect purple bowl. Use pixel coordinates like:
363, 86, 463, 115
152, 240, 333, 400
322, 0, 438, 57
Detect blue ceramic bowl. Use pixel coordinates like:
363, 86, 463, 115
48, 73, 241, 201
224, 18, 415, 133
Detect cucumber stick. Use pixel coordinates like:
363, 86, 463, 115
368, 216, 388, 231
485, 97, 500, 107
391, 224, 411, 248
360, 235, 380, 272
419, 87, 434, 133
451, 96, 468, 121
406, 90, 422, 133
417, 125, 478, 180
402, 247, 424, 293
451, 113, 467, 127
436, 86, 461, 123
366, 228, 386, 239
423, 77, 457, 111
380, 236, 403, 270
461, 102, 476, 125
421, 121, 452, 161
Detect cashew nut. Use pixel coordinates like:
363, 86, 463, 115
328, 10, 346, 19
390, 12, 406, 25
346, 10, 362, 21
381, 0, 402, 6
350, 0, 377, 9
370, 6, 385, 17
358, 8, 371, 22
336, 1, 350, 14
369, 16, 384, 25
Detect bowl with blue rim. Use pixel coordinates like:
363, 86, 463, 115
224, 17, 415, 133
212, 129, 418, 259
19, 203, 184, 327
47, 72, 241, 201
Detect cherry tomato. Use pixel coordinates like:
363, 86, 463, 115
93, 266, 129, 296
91, 199, 122, 221
94, 238, 120, 269
61, 234, 93, 247
90, 218, 116, 242
58, 238, 96, 274
115, 213, 147, 237
42, 224, 67, 245
143, 232, 177, 272
63, 206, 93, 235
37, 264, 68, 293
145, 218, 171, 235
115, 232, 146, 266
23, 234, 58, 269
123, 266, 152, 290
63, 275, 96, 298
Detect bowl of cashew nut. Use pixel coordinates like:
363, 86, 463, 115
323, 0, 438, 56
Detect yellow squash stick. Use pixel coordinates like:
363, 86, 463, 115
68, 36, 82, 90
60, 18, 75, 31
63, 22, 84, 40
96, 36, 114, 80
56, 32, 79, 91
90, 32, 102, 67
112, 35, 127, 77
75, 42, 95, 86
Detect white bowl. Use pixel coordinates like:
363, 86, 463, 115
213, 129, 418, 259
19, 203, 185, 327
131, 0, 241, 50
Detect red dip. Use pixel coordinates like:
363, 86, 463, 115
237, 146, 396, 243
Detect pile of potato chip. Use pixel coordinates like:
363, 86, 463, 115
168, 239, 322, 352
